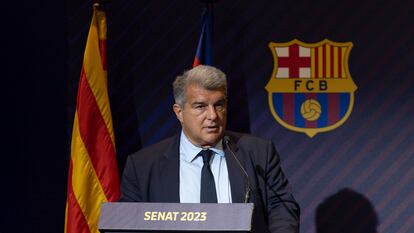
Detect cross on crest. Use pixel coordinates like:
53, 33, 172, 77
276, 44, 311, 78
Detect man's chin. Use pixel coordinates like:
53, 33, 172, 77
200, 133, 224, 147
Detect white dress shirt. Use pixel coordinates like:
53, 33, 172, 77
179, 131, 232, 203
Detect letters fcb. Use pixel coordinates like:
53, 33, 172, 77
265, 39, 357, 137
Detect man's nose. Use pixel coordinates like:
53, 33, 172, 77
206, 106, 218, 120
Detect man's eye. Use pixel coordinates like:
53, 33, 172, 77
215, 103, 225, 111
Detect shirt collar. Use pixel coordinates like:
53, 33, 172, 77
180, 131, 225, 163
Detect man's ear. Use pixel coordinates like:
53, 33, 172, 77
173, 104, 183, 123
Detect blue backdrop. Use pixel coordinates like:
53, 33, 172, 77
7, 0, 414, 232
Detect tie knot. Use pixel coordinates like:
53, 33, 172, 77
199, 149, 213, 164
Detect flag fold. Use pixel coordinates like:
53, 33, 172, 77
65, 4, 120, 233
193, 5, 214, 67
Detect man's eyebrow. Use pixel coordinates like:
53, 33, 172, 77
191, 101, 206, 105
190, 98, 226, 106
215, 98, 227, 104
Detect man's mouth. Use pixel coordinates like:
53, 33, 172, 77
204, 126, 219, 132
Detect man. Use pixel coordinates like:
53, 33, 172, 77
120, 65, 300, 233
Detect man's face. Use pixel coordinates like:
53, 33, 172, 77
173, 84, 227, 148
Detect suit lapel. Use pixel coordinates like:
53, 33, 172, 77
225, 137, 247, 203
159, 134, 180, 202
157, 133, 248, 203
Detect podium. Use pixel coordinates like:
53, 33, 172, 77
98, 202, 254, 232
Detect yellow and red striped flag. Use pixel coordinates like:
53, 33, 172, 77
65, 4, 120, 233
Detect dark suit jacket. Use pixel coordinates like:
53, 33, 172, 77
120, 131, 300, 233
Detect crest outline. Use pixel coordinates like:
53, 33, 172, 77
265, 39, 357, 137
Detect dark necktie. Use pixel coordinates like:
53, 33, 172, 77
199, 149, 218, 203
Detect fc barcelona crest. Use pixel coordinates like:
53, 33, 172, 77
265, 39, 357, 137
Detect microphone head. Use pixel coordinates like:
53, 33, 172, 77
223, 135, 230, 144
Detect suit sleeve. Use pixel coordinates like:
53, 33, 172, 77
119, 156, 143, 202
265, 141, 300, 233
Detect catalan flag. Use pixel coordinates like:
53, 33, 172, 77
65, 4, 120, 233
193, 4, 214, 67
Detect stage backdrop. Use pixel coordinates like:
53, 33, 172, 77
66, 1, 414, 233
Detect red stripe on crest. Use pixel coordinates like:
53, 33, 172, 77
314, 48, 319, 78
328, 93, 340, 125
322, 45, 326, 78
338, 48, 342, 78
283, 94, 295, 125
331, 46, 335, 78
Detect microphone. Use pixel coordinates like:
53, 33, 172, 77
223, 136, 251, 203
255, 165, 299, 222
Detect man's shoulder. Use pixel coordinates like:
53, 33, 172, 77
128, 134, 179, 161
226, 131, 270, 143
225, 131, 271, 148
